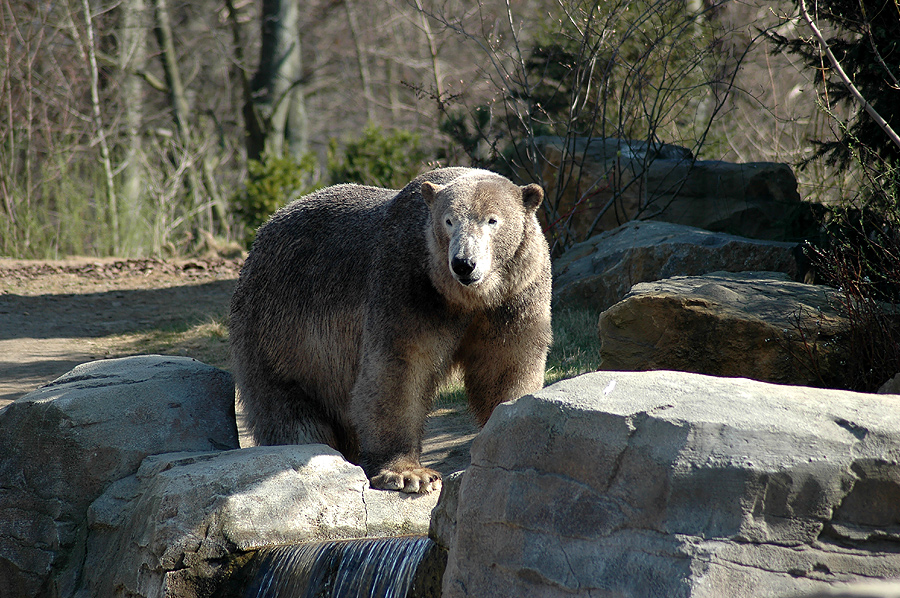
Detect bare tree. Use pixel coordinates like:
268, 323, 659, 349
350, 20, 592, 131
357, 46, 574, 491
117, 0, 148, 251
419, 0, 755, 252
2, 0, 803, 258
153, 0, 227, 236
77, 0, 119, 252
344, 0, 375, 122
244, 0, 308, 161
796, 0, 899, 152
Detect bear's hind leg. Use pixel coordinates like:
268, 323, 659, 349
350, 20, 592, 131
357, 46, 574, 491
239, 376, 355, 458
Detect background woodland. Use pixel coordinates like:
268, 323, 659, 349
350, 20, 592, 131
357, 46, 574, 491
0, 0, 896, 259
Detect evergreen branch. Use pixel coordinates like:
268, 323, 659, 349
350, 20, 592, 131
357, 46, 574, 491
797, 0, 900, 151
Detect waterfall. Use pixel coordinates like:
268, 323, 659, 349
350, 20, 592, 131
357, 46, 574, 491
241, 536, 443, 598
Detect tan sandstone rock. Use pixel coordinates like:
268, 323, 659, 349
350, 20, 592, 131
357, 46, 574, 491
598, 271, 848, 387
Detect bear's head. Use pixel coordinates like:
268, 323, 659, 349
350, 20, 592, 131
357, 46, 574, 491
421, 172, 544, 308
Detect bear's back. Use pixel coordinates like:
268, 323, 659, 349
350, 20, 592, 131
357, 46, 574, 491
242, 185, 398, 303
230, 184, 406, 412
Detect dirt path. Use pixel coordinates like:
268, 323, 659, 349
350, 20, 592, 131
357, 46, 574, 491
0, 257, 477, 475
0, 257, 239, 403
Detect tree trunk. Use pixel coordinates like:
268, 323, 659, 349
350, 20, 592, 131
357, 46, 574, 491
415, 0, 445, 112
119, 0, 147, 252
247, 0, 308, 161
345, 0, 374, 122
154, 0, 226, 236
79, 0, 119, 253
153, 0, 201, 227
153, 0, 190, 140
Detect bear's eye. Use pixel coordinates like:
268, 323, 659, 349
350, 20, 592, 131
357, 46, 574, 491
445, 218, 453, 227
488, 217, 499, 226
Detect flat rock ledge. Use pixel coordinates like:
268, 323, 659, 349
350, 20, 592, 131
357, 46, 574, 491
0, 356, 438, 598
598, 271, 848, 387
434, 370, 900, 598
553, 221, 801, 312
81, 445, 438, 598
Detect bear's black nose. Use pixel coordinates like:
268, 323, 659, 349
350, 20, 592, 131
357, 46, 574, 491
451, 257, 476, 278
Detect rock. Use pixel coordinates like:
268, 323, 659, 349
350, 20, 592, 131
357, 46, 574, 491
553, 220, 801, 312
80, 445, 439, 598
428, 471, 465, 551
0, 356, 238, 598
598, 271, 848, 387
531, 136, 808, 244
879, 373, 900, 395
437, 371, 900, 598
794, 581, 900, 597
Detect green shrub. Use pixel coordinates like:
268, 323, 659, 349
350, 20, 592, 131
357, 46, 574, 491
803, 190, 900, 393
232, 152, 320, 245
327, 124, 427, 189
232, 126, 430, 246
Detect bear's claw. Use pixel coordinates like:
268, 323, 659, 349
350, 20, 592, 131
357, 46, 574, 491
370, 467, 442, 494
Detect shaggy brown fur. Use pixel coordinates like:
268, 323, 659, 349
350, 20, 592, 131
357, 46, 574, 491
229, 167, 552, 493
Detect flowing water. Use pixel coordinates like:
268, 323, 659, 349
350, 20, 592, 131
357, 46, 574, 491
241, 536, 443, 598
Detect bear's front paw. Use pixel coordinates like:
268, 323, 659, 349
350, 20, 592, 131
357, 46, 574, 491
370, 467, 442, 494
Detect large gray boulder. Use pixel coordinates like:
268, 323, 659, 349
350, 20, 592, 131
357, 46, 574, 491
436, 371, 900, 598
598, 271, 848, 387
0, 355, 440, 598
0, 356, 238, 598
880, 374, 900, 395
531, 136, 807, 243
80, 445, 438, 598
553, 221, 801, 312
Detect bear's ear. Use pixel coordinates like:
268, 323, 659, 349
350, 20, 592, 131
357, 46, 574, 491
421, 181, 443, 207
521, 184, 544, 213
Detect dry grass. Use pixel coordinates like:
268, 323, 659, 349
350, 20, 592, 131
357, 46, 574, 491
101, 315, 232, 370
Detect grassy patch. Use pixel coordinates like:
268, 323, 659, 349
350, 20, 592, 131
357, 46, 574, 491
101, 315, 231, 370
545, 307, 603, 385
435, 371, 467, 409
435, 307, 604, 408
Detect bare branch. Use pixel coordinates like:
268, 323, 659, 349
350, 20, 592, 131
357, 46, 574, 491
76, 0, 120, 252
797, 0, 900, 151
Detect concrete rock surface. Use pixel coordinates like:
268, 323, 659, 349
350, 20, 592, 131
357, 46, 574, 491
553, 221, 800, 312
80, 445, 438, 598
437, 370, 900, 598
598, 271, 848, 387
0, 355, 238, 598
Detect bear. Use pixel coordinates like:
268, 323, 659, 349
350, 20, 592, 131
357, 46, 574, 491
229, 167, 552, 493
